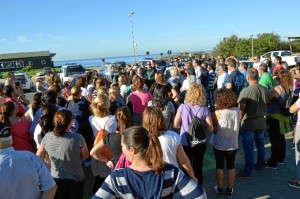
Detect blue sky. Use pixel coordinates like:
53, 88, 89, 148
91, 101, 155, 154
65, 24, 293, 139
1, 0, 299, 61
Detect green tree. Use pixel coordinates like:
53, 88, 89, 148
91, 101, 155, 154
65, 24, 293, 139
212, 32, 284, 58
212, 34, 238, 58
253, 32, 280, 55
234, 38, 251, 58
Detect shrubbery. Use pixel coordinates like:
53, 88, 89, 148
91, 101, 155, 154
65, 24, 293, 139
22, 65, 31, 72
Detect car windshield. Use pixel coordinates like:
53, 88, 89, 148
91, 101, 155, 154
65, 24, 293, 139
66, 65, 85, 74
14, 75, 25, 80
281, 51, 292, 56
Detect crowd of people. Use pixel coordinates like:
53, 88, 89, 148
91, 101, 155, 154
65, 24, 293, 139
0, 53, 300, 198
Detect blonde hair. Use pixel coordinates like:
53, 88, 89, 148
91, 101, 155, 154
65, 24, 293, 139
97, 86, 108, 95
70, 86, 82, 103
154, 72, 167, 85
170, 68, 179, 77
109, 87, 118, 102
90, 93, 110, 117
118, 76, 125, 85
184, 83, 206, 105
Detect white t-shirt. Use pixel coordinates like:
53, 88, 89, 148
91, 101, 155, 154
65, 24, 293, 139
217, 73, 228, 89
36, 82, 48, 93
34, 124, 42, 149
120, 85, 127, 98
88, 115, 117, 138
158, 130, 181, 167
81, 87, 90, 98
253, 62, 261, 70
87, 84, 94, 93
181, 75, 201, 91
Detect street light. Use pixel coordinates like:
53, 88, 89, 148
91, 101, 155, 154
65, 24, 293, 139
250, 35, 254, 59
128, 12, 138, 63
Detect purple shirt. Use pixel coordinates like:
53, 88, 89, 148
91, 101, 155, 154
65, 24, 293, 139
177, 103, 210, 146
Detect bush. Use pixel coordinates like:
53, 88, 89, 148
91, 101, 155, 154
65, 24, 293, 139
22, 65, 31, 72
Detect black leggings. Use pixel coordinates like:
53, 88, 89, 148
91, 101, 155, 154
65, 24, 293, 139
54, 179, 84, 199
183, 144, 206, 186
213, 148, 237, 170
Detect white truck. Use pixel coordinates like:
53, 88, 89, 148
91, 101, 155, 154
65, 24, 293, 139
59, 64, 86, 83
260, 50, 300, 68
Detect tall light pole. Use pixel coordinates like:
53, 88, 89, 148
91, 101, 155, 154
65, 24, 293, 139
128, 12, 138, 63
250, 35, 254, 59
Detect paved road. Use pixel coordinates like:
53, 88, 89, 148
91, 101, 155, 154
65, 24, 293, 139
24, 91, 299, 198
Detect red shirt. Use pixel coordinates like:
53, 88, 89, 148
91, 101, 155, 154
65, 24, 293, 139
272, 65, 284, 75
5, 98, 25, 117
10, 118, 35, 153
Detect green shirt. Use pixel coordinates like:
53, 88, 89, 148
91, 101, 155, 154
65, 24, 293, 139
259, 72, 275, 90
238, 84, 269, 131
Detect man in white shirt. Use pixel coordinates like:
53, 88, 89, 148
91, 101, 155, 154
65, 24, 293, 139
192, 59, 202, 80
253, 55, 261, 69
217, 64, 228, 89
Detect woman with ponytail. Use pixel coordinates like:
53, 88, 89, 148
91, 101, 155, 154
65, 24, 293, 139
36, 110, 89, 199
0, 101, 35, 153
93, 126, 207, 199
89, 93, 117, 192
90, 106, 132, 168
143, 106, 197, 182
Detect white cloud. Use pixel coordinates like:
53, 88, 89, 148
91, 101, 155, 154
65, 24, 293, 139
17, 35, 31, 43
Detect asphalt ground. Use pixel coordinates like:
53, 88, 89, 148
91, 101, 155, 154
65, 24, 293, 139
23, 91, 299, 199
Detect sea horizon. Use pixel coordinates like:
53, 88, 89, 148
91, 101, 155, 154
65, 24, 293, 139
53, 50, 212, 68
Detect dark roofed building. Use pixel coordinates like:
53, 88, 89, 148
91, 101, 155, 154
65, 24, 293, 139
0, 51, 56, 71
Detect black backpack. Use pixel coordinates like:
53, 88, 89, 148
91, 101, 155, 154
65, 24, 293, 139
275, 89, 293, 116
184, 105, 207, 148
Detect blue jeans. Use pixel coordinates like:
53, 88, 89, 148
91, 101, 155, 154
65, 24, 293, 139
241, 128, 265, 175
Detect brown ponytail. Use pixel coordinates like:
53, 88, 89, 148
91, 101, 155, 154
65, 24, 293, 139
122, 126, 164, 174
145, 134, 164, 174
115, 106, 132, 135
53, 110, 73, 137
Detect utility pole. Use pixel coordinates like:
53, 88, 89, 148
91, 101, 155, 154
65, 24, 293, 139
250, 35, 254, 59
128, 12, 138, 63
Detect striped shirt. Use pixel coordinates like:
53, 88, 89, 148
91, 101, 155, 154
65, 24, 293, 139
41, 132, 85, 181
92, 163, 207, 199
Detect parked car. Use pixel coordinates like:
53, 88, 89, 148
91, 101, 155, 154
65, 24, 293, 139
59, 64, 86, 83
137, 58, 167, 68
13, 71, 34, 92
260, 50, 300, 69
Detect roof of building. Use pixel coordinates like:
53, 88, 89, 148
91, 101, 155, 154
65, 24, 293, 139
0, 51, 56, 60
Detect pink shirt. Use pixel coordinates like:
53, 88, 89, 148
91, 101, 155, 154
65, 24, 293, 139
129, 91, 152, 113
